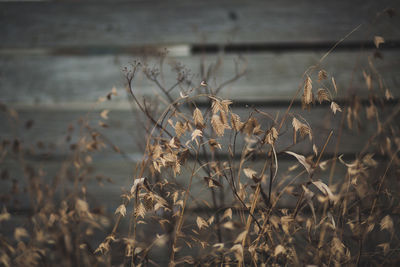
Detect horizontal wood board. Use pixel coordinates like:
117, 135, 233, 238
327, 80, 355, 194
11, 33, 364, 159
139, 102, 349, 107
1, 51, 399, 105
1, 0, 399, 48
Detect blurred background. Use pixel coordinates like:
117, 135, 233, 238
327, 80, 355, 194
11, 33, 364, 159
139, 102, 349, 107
0, 0, 399, 265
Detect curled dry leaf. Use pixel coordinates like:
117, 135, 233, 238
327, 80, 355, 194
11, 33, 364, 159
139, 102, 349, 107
191, 129, 203, 141
330, 102, 342, 114
179, 91, 188, 98
196, 216, 208, 230
285, 151, 313, 174
243, 168, 257, 179
312, 180, 336, 203
131, 177, 146, 194
208, 139, 222, 150
234, 230, 248, 243
222, 208, 232, 220
292, 118, 312, 141
213, 243, 224, 250
203, 176, 222, 188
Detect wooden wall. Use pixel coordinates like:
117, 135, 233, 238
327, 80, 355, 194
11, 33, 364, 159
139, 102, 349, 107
1, 0, 399, 214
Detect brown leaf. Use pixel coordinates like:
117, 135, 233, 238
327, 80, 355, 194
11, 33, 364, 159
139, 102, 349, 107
231, 113, 244, 131
191, 129, 203, 141
243, 117, 260, 136
285, 151, 313, 174
196, 216, 208, 230
330, 101, 342, 115
175, 121, 186, 137
115, 204, 127, 217
317, 88, 330, 104
0, 207, 10, 222
100, 109, 109, 120
380, 215, 394, 234
136, 202, 146, 218
211, 98, 223, 114
374, 36, 385, 48
231, 244, 244, 262
264, 127, 278, 144
292, 118, 312, 141
234, 230, 248, 243
193, 108, 204, 128
131, 177, 146, 194
313, 144, 318, 156
243, 168, 257, 179
211, 114, 225, 136
312, 180, 336, 203
302, 76, 313, 108
208, 139, 222, 151
222, 208, 232, 220
203, 176, 222, 188
221, 99, 233, 113
385, 89, 393, 100
14, 227, 29, 241
274, 245, 285, 256
318, 69, 328, 81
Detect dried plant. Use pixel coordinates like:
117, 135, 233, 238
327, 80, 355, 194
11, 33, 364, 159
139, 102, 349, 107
1, 13, 400, 267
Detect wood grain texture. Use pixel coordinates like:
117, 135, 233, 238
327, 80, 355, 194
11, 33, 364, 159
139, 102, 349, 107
0, 105, 393, 160
1, 51, 398, 105
1, 0, 399, 48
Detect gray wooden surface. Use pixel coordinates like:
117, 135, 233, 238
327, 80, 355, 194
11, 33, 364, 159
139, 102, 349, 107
1, 51, 399, 105
1, 0, 399, 216
1, 0, 399, 48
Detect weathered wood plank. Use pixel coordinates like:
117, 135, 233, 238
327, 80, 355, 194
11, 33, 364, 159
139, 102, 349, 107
1, 0, 399, 48
0, 105, 394, 160
1, 51, 398, 105
0, 155, 348, 213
